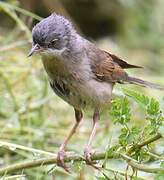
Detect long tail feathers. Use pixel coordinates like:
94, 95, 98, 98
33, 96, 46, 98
127, 76, 164, 90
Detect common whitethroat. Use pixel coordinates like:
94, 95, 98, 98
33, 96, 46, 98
29, 13, 164, 171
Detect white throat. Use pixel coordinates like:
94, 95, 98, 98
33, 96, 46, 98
41, 47, 68, 59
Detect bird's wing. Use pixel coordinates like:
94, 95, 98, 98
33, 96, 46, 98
103, 51, 142, 69
91, 54, 127, 82
88, 46, 140, 83
87, 43, 164, 90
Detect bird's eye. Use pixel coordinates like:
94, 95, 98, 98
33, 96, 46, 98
50, 39, 59, 46
48, 38, 59, 48
51, 38, 58, 44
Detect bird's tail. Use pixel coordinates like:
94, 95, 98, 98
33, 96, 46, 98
127, 76, 164, 90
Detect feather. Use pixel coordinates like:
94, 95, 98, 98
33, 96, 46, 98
127, 76, 164, 90
104, 51, 142, 69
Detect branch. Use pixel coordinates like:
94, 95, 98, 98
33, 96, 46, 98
0, 133, 162, 175
120, 154, 164, 174
0, 152, 114, 175
0, 2, 42, 21
146, 151, 164, 160
136, 133, 162, 148
127, 133, 162, 154
0, 140, 55, 156
0, 151, 164, 175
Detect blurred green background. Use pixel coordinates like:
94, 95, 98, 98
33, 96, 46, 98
0, 0, 164, 179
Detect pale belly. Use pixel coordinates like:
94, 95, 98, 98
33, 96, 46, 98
50, 77, 113, 110
42, 55, 114, 110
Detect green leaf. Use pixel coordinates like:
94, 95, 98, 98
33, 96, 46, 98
147, 98, 160, 116
119, 126, 141, 146
110, 97, 131, 125
123, 88, 149, 106
107, 145, 120, 157
119, 127, 129, 146
144, 124, 157, 135
131, 126, 141, 136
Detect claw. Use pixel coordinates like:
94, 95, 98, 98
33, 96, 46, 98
84, 148, 101, 170
84, 147, 93, 164
57, 150, 70, 173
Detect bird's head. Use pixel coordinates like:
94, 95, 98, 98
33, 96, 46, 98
28, 13, 73, 57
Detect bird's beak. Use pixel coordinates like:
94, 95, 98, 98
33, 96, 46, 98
28, 44, 41, 57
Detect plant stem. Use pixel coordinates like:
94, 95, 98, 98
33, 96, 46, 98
0, 141, 55, 157
146, 151, 164, 160
120, 154, 164, 173
0, 151, 164, 176
127, 133, 162, 154
0, 152, 113, 175
0, 133, 162, 175
0, 2, 42, 21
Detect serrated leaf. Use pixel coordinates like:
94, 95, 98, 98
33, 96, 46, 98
123, 88, 149, 106
147, 98, 160, 116
131, 126, 141, 135
110, 97, 131, 125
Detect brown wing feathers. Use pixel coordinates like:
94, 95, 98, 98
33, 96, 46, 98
91, 49, 164, 90
104, 51, 142, 69
91, 51, 129, 82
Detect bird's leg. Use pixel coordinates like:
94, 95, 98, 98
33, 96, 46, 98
57, 109, 83, 172
84, 108, 99, 167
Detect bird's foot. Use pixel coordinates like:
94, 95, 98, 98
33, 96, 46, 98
57, 149, 70, 173
84, 147, 101, 170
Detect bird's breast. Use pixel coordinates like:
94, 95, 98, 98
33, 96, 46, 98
41, 55, 113, 109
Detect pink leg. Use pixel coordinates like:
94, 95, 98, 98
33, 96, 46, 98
57, 109, 83, 172
84, 108, 99, 166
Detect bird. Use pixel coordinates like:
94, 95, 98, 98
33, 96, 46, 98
28, 13, 164, 171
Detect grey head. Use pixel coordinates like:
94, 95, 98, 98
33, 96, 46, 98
28, 13, 75, 57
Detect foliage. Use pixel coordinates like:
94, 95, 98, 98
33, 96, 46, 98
0, 1, 164, 179
107, 89, 164, 179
